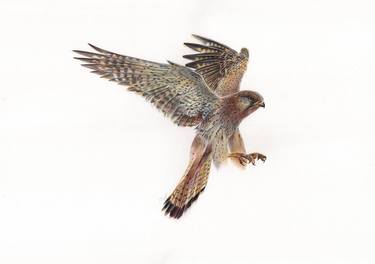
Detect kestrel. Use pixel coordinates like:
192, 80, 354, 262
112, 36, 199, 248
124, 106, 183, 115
73, 35, 266, 219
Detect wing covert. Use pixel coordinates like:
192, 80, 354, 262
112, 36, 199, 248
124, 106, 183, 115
184, 34, 249, 96
74, 44, 218, 126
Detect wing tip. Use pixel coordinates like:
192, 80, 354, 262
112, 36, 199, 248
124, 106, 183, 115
87, 43, 96, 49
72, 49, 99, 58
166, 60, 179, 66
191, 34, 206, 42
183, 42, 196, 49
182, 54, 197, 60
184, 42, 222, 53
88, 43, 106, 53
72, 43, 103, 55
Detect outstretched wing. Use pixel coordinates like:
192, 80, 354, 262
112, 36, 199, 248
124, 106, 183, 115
73, 44, 218, 127
184, 34, 249, 96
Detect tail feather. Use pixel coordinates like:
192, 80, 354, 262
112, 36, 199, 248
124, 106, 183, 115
163, 136, 212, 219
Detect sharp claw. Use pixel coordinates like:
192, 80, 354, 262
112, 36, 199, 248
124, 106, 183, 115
239, 157, 248, 166
229, 152, 266, 167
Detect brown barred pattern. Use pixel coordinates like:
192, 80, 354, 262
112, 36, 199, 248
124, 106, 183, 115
74, 44, 218, 127
73, 38, 266, 219
163, 137, 212, 218
184, 34, 249, 96
184, 35, 250, 168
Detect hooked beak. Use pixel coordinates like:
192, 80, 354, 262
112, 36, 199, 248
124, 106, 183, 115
257, 101, 265, 108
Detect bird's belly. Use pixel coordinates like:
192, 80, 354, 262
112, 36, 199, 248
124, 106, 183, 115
212, 130, 229, 168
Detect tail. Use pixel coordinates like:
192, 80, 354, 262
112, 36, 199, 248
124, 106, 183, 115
163, 136, 212, 219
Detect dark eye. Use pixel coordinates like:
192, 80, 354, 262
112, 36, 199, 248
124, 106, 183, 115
239, 96, 252, 105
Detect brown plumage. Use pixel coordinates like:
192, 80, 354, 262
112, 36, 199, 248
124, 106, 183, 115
184, 34, 249, 95
73, 35, 266, 219
163, 135, 211, 218
184, 35, 250, 168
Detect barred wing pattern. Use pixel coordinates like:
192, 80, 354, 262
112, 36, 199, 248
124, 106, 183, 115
184, 34, 249, 96
74, 44, 218, 127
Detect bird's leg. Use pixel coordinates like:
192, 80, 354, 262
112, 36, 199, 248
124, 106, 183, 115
228, 129, 247, 168
228, 152, 267, 166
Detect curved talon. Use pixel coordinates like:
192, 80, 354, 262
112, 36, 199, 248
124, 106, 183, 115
228, 153, 247, 166
228, 152, 267, 167
257, 153, 267, 162
239, 156, 248, 166
251, 157, 256, 166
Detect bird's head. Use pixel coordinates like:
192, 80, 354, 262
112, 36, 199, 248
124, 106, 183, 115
224, 90, 265, 122
240, 48, 249, 59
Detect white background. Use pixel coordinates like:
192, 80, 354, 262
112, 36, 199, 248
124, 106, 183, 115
1, 0, 375, 263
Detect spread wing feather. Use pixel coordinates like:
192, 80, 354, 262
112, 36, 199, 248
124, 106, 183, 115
184, 34, 249, 96
74, 44, 218, 126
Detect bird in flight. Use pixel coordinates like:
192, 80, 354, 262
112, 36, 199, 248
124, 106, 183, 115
73, 34, 266, 219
